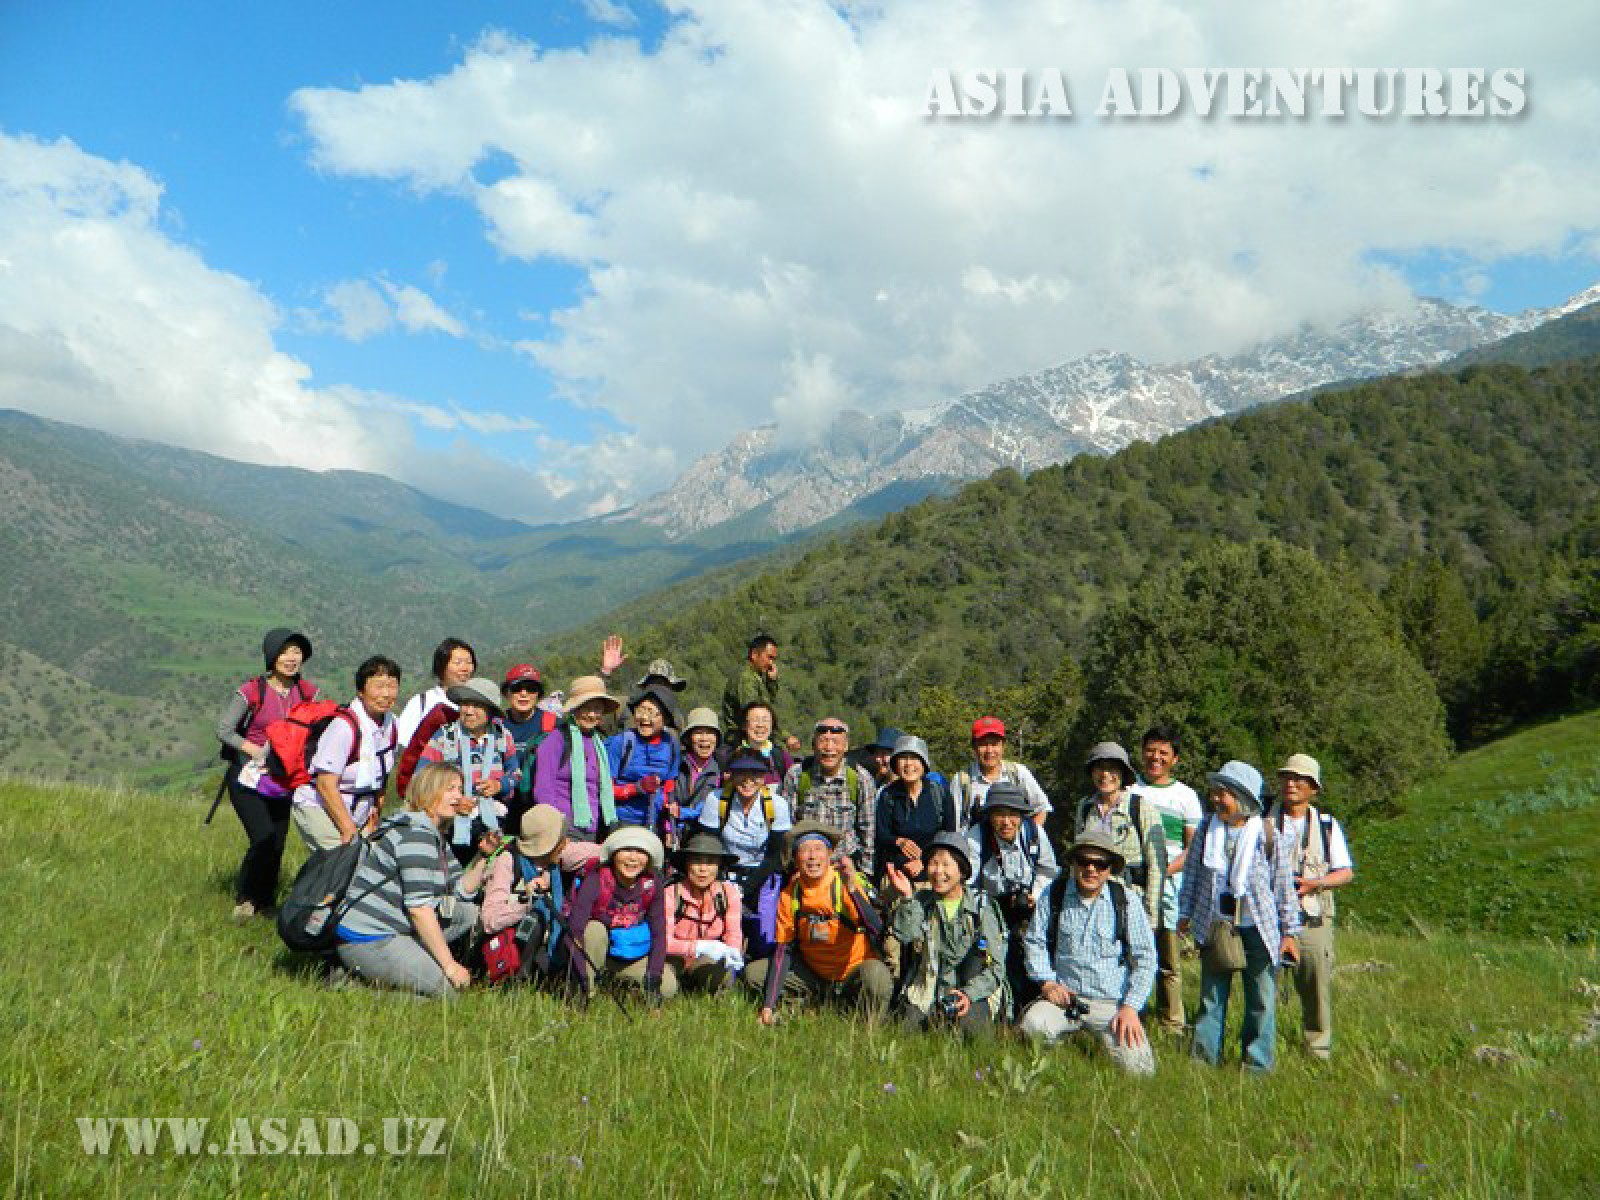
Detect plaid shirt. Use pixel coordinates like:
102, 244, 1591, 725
1022, 878, 1157, 1008
782, 762, 878, 874
1176, 815, 1302, 951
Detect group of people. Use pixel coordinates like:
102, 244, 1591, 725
216, 629, 1354, 1073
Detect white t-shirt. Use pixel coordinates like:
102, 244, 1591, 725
1134, 780, 1203, 859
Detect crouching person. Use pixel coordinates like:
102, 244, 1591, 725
664, 832, 746, 992
1018, 831, 1157, 1076
566, 826, 678, 1004
479, 805, 599, 983
335, 764, 494, 997
746, 822, 892, 1025
885, 832, 1006, 1035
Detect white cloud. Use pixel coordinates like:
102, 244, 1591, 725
0, 132, 626, 522
287, 1, 1600, 500
583, 0, 639, 31
307, 277, 467, 340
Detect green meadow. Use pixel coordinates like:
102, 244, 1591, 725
4, 712, 1599, 1197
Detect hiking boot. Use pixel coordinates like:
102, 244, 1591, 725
231, 900, 257, 924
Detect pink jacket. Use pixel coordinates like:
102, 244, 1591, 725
663, 880, 743, 958
479, 840, 601, 935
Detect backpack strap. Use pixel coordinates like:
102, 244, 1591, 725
1045, 875, 1132, 972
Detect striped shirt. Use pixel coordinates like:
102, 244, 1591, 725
338, 812, 463, 940
1023, 878, 1157, 1009
782, 762, 878, 874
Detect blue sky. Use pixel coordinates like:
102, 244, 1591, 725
3, 2, 1598, 521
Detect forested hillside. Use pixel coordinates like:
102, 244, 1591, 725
534, 360, 1600, 804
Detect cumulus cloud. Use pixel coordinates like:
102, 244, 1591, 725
287, 1, 1600, 500
0, 131, 626, 522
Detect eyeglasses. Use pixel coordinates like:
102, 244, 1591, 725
815, 725, 848, 736
1073, 857, 1113, 872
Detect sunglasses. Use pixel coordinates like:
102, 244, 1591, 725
506, 683, 542, 695
1073, 856, 1113, 872
815, 725, 848, 736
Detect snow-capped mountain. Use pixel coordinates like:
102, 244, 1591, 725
633, 289, 1594, 538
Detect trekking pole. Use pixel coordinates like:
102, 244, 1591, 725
561, 927, 636, 1022
204, 770, 230, 825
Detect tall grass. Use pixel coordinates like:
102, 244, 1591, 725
2, 778, 1597, 1197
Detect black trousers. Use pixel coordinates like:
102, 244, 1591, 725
228, 777, 292, 908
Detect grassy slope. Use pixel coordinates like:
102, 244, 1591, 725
2, 778, 1596, 1197
1343, 708, 1600, 942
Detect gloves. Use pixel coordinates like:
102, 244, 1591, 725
639, 774, 663, 795
694, 941, 728, 964
724, 950, 746, 975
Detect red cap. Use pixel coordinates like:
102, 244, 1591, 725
971, 716, 1006, 740
502, 663, 543, 687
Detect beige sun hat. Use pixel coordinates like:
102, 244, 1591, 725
516, 805, 567, 858
1277, 753, 1323, 790
564, 675, 622, 715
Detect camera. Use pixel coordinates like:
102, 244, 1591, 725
1219, 893, 1237, 919
936, 992, 964, 1021
1062, 995, 1090, 1019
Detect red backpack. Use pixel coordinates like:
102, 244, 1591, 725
263, 701, 360, 791
394, 703, 460, 799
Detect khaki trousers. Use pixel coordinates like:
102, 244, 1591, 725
1154, 927, 1186, 1028
1290, 919, 1335, 1058
580, 922, 680, 999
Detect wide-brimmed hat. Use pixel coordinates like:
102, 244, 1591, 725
1085, 741, 1137, 787
565, 675, 622, 715
448, 677, 504, 716
890, 734, 931, 772
979, 780, 1032, 815
783, 820, 843, 864
1277, 753, 1323, 790
1207, 760, 1266, 816
634, 658, 687, 691
262, 627, 313, 669
867, 726, 906, 752
971, 716, 1006, 741
516, 805, 567, 858
682, 707, 722, 740
628, 682, 682, 728
923, 831, 974, 879
601, 825, 665, 872
724, 751, 770, 776
670, 831, 740, 870
1065, 829, 1127, 873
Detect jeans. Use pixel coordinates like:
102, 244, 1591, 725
1192, 924, 1278, 1071
228, 778, 291, 908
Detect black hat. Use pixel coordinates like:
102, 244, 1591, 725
262, 627, 313, 670
670, 831, 740, 870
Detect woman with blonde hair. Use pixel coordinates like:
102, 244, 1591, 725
333, 764, 496, 997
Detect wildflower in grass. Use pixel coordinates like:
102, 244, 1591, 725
882, 1082, 897, 1094
191, 1039, 203, 1051
567, 1156, 583, 1170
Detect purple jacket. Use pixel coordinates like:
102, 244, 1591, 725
532, 724, 610, 839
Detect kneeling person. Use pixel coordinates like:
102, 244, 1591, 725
664, 832, 746, 992
566, 826, 677, 1003
885, 832, 1006, 1033
747, 822, 891, 1025
1019, 831, 1157, 1075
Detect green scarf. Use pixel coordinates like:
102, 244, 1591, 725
567, 723, 616, 831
